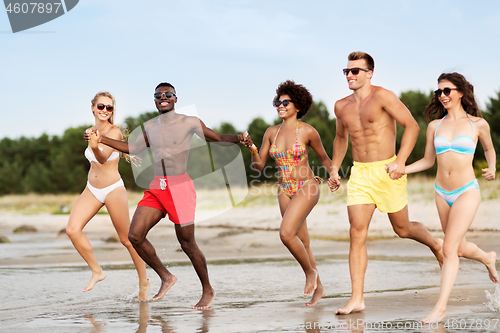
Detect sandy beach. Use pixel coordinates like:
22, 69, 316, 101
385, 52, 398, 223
1, 181, 500, 332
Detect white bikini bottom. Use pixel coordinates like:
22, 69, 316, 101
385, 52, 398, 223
87, 179, 124, 203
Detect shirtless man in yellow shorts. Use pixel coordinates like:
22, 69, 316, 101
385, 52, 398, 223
328, 52, 444, 315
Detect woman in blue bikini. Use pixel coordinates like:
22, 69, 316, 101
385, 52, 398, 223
242, 80, 333, 306
404, 73, 498, 323
66, 92, 150, 300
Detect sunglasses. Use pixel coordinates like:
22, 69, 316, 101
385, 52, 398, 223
343, 67, 370, 76
154, 92, 176, 99
96, 104, 114, 112
273, 99, 293, 107
434, 88, 457, 97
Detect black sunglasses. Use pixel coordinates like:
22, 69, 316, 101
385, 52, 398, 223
343, 67, 370, 76
273, 99, 293, 107
434, 88, 457, 97
96, 104, 114, 112
154, 92, 176, 99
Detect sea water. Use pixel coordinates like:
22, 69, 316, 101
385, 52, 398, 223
1, 232, 499, 332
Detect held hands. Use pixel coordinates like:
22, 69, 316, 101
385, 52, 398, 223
328, 172, 341, 192
83, 127, 93, 142
89, 130, 100, 148
84, 129, 102, 148
482, 167, 496, 181
241, 132, 258, 155
240, 131, 254, 148
385, 162, 404, 180
237, 133, 246, 144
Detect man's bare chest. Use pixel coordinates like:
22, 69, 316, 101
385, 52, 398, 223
341, 107, 383, 132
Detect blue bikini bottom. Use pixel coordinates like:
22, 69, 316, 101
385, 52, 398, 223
434, 179, 479, 206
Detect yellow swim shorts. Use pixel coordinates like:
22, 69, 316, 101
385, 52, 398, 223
346, 156, 407, 213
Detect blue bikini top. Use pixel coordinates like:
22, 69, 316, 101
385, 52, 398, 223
434, 114, 476, 155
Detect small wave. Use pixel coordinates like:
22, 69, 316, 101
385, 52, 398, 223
484, 284, 500, 312
120, 293, 139, 302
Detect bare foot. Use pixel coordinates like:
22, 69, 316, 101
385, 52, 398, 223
421, 309, 445, 324
137, 279, 151, 302
304, 269, 318, 296
152, 274, 177, 301
485, 251, 499, 283
192, 288, 216, 310
431, 238, 444, 268
335, 298, 365, 315
305, 284, 325, 306
83, 271, 106, 292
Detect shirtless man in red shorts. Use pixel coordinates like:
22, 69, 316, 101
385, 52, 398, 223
86, 82, 244, 309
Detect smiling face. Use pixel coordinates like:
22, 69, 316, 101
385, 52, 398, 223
275, 94, 299, 120
437, 79, 463, 111
92, 96, 114, 124
345, 59, 372, 91
154, 86, 177, 114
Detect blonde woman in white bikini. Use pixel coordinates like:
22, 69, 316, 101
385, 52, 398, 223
66, 92, 150, 301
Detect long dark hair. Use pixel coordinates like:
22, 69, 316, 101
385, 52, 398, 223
423, 72, 482, 123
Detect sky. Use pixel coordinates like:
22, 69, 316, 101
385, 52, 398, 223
1, 0, 500, 139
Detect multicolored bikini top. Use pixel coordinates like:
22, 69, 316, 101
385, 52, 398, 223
269, 122, 307, 179
434, 114, 476, 155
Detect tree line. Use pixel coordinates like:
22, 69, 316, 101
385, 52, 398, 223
1, 89, 499, 195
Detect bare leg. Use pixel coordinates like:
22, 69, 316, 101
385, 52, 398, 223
174, 223, 215, 309
278, 181, 321, 297
105, 188, 150, 301
459, 240, 498, 283
388, 205, 443, 267
336, 204, 375, 315
128, 206, 177, 301
66, 188, 106, 292
422, 190, 482, 323
443, 198, 498, 284
296, 220, 326, 306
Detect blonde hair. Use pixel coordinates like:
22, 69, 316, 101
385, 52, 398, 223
91, 91, 116, 125
91, 91, 129, 161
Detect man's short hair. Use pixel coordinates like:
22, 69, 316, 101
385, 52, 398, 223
155, 82, 176, 92
348, 52, 374, 72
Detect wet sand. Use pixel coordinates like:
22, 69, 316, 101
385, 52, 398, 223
1, 195, 500, 332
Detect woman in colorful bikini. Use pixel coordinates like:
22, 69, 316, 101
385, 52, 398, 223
242, 80, 333, 306
66, 92, 150, 300
404, 73, 498, 323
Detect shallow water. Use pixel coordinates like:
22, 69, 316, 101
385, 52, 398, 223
1, 232, 499, 332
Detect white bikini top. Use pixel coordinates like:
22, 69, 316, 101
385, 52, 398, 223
85, 147, 120, 164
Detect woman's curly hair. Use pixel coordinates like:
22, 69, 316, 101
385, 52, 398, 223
274, 80, 313, 119
423, 72, 482, 123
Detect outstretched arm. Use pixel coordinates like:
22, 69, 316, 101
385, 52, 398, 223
404, 121, 437, 175
477, 119, 496, 180
85, 129, 148, 155
241, 128, 272, 171
196, 119, 244, 144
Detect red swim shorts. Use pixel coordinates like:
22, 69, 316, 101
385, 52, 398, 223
138, 173, 196, 225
